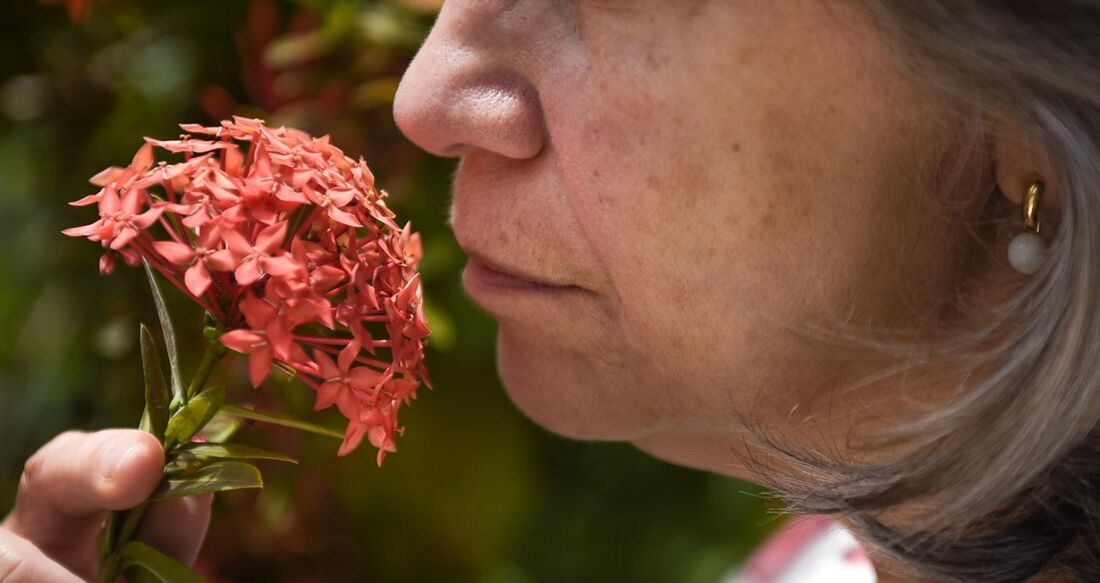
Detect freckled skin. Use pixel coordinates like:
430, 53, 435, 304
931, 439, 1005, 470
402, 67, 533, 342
394, 1, 1003, 477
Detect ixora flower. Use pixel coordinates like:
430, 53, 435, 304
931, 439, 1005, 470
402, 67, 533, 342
66, 119, 432, 583
64, 116, 431, 465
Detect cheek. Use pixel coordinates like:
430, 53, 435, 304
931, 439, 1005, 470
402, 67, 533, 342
542, 8, 964, 430
545, 101, 800, 426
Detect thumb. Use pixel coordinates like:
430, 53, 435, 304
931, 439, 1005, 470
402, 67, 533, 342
3, 430, 164, 578
0, 527, 84, 582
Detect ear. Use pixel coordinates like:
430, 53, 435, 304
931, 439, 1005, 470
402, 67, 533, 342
993, 126, 1059, 211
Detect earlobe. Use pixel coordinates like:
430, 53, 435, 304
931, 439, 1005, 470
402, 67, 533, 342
993, 127, 1059, 209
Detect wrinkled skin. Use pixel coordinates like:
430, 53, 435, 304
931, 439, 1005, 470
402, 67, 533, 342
395, 0, 1046, 461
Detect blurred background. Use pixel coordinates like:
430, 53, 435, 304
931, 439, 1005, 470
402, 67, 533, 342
0, 1, 779, 581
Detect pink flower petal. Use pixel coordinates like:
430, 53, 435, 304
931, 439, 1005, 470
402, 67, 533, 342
314, 381, 342, 411
90, 167, 126, 187
220, 228, 252, 257
220, 329, 263, 353
348, 366, 384, 392
314, 350, 341, 379
261, 253, 302, 278
255, 206, 281, 226
326, 188, 357, 207
281, 341, 310, 369
326, 206, 362, 228
70, 192, 103, 207
196, 226, 222, 250
255, 221, 288, 253
120, 187, 144, 215
223, 144, 244, 174
338, 337, 362, 372
235, 258, 262, 286
207, 249, 239, 272
267, 318, 294, 361
368, 426, 391, 451
99, 185, 121, 214
275, 185, 310, 204
61, 222, 100, 238
178, 123, 221, 135
152, 241, 195, 266
239, 293, 277, 329
290, 168, 315, 189
182, 211, 210, 228
338, 421, 368, 457
155, 202, 199, 214
248, 345, 273, 388
185, 261, 213, 297
110, 226, 139, 250
336, 392, 360, 420
130, 143, 155, 174
395, 273, 421, 313
131, 207, 165, 230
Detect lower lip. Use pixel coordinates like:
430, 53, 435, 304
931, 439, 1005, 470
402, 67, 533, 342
462, 259, 571, 294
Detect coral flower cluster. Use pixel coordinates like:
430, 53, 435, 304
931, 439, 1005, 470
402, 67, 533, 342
64, 117, 430, 464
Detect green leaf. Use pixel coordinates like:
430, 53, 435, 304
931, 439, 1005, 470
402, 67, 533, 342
164, 386, 225, 449
154, 461, 263, 500
119, 540, 205, 583
124, 565, 165, 583
179, 443, 298, 464
142, 261, 184, 407
138, 324, 170, 442
220, 404, 344, 439
196, 412, 242, 444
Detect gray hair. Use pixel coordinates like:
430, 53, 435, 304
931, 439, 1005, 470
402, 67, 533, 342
756, 3, 1100, 582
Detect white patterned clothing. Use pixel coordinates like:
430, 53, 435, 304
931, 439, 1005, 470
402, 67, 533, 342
723, 516, 878, 583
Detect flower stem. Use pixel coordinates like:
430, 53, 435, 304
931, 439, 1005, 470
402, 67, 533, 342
94, 501, 153, 583
186, 335, 228, 402
96, 334, 228, 582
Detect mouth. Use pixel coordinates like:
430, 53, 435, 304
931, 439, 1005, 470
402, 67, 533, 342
461, 251, 587, 304
462, 252, 574, 291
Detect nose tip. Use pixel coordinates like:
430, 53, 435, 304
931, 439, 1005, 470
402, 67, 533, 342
393, 33, 545, 160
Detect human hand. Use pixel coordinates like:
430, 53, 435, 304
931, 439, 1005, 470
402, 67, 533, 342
1, 429, 212, 582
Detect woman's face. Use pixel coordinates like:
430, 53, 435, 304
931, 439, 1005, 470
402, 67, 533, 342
394, 0, 985, 474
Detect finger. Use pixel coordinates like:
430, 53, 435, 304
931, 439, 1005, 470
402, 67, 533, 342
0, 527, 84, 583
137, 493, 213, 566
3, 430, 164, 571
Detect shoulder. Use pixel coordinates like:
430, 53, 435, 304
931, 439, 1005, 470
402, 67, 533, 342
724, 515, 877, 583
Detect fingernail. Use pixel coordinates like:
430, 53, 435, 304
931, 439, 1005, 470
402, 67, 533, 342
98, 441, 141, 480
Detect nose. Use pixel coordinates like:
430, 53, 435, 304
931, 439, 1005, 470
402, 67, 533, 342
393, 2, 546, 160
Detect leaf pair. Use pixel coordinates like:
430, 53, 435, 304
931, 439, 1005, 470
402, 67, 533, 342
155, 443, 298, 500
164, 386, 225, 450
138, 260, 184, 442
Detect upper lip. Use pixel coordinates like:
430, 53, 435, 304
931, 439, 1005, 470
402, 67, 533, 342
463, 249, 575, 289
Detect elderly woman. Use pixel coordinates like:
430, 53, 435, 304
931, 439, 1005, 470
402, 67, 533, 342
4, 2, 1099, 582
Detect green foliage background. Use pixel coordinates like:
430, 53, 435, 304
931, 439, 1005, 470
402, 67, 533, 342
0, 1, 778, 581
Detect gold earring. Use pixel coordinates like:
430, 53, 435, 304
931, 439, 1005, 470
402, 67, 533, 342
1007, 177, 1046, 275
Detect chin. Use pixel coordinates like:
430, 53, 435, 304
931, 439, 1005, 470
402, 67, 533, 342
494, 331, 651, 442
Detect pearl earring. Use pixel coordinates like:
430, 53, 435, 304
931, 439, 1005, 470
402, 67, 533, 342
1007, 178, 1046, 275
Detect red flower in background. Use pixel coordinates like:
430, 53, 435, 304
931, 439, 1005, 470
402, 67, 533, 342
38, 0, 100, 22
64, 116, 430, 465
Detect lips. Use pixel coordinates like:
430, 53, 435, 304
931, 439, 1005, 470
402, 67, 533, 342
462, 251, 576, 292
